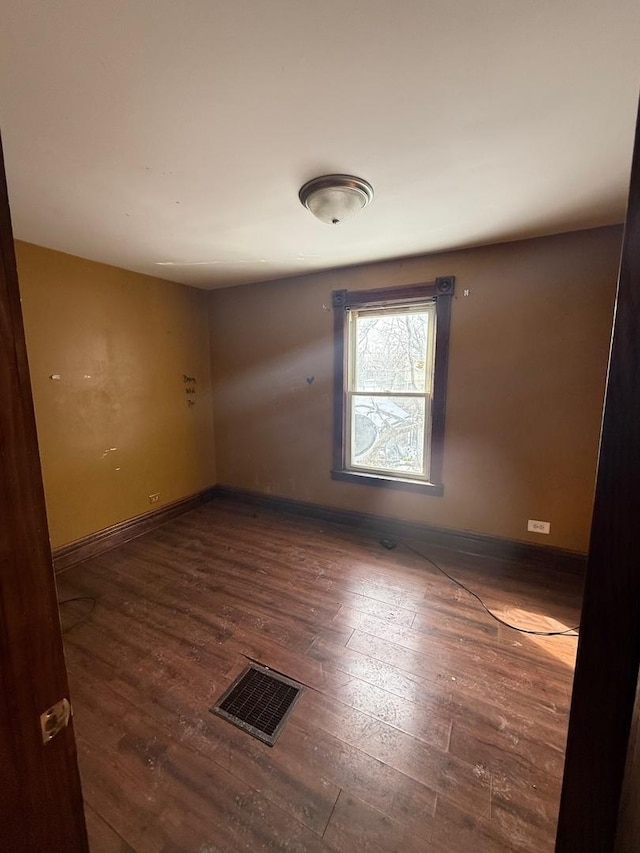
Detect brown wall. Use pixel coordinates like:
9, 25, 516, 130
208, 226, 622, 553
15, 242, 216, 548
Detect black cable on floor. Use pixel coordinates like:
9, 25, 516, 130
394, 540, 580, 637
58, 596, 96, 633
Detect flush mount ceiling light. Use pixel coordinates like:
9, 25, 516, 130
299, 174, 374, 225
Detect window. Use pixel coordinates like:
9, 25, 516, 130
331, 277, 454, 494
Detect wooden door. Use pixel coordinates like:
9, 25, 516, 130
555, 103, 640, 851
0, 136, 88, 849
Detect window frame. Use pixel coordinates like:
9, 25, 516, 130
331, 277, 455, 495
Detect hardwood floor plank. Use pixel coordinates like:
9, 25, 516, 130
84, 804, 135, 853
491, 767, 562, 843
347, 630, 572, 725
58, 498, 580, 851
323, 791, 431, 852
411, 600, 500, 643
307, 634, 452, 706
449, 703, 566, 780
224, 627, 353, 693
299, 688, 491, 817
332, 597, 417, 627
497, 624, 578, 671
278, 720, 438, 843
431, 797, 550, 853
321, 675, 453, 751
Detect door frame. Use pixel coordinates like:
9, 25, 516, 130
0, 134, 88, 851
555, 103, 640, 851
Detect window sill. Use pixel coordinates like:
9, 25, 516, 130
331, 469, 444, 496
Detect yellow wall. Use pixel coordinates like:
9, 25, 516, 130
209, 226, 621, 553
16, 242, 216, 548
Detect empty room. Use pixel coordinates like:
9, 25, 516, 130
2, 2, 640, 852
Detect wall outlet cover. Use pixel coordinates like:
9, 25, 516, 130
527, 519, 550, 534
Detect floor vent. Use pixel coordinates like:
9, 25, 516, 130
210, 662, 305, 746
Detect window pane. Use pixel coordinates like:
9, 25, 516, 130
353, 310, 431, 393
350, 395, 426, 476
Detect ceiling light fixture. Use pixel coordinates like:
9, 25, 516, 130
299, 174, 374, 225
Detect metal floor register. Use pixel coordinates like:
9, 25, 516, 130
210, 662, 305, 746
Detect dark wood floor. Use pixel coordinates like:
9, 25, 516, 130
56, 497, 582, 852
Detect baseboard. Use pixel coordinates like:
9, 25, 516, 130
52, 482, 587, 576
211, 484, 587, 575
52, 487, 217, 573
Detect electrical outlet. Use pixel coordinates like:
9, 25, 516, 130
527, 519, 550, 534
149, 493, 160, 504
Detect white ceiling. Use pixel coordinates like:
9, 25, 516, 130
1, 1, 639, 290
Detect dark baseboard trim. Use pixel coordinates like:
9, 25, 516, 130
52, 487, 217, 573
52, 482, 587, 577
212, 484, 587, 575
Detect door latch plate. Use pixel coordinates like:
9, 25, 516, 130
40, 698, 71, 744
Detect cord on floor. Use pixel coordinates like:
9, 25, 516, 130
384, 539, 580, 637
58, 596, 96, 633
